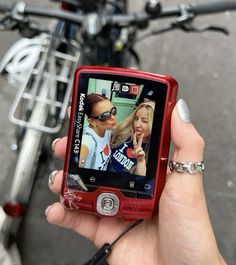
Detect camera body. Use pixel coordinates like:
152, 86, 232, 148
61, 66, 178, 220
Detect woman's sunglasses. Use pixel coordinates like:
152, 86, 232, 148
92, 106, 117, 121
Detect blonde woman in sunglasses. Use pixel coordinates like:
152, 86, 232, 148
79, 93, 117, 170
108, 101, 155, 176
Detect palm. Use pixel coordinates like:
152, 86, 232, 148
47, 106, 225, 265
92, 215, 159, 265
92, 173, 219, 265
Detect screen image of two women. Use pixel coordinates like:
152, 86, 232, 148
78, 93, 155, 176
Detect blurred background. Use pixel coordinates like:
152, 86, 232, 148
0, 0, 236, 264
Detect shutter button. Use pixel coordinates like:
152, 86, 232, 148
96, 193, 119, 216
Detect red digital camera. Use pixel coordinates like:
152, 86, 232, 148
61, 66, 178, 220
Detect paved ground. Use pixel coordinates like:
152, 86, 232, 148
0, 0, 236, 264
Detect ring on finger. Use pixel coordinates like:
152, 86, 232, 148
169, 161, 205, 174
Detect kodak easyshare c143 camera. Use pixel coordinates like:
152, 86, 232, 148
61, 66, 178, 220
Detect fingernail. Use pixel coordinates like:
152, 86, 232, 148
48, 170, 58, 185
45, 205, 53, 216
52, 138, 61, 152
67, 107, 71, 118
176, 99, 191, 123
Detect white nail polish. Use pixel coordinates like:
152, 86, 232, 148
45, 205, 53, 216
67, 107, 71, 118
48, 170, 58, 185
177, 99, 191, 123
51, 138, 61, 152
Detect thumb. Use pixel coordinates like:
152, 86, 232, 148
166, 99, 205, 200
160, 100, 222, 265
171, 99, 205, 162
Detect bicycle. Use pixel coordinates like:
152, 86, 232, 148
0, 0, 236, 264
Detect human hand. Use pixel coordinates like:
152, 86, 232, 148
46, 99, 226, 265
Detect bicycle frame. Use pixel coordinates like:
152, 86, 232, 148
0, 30, 80, 253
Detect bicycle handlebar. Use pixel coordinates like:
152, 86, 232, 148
189, 0, 236, 15
23, 1, 236, 24
24, 6, 84, 24
0, 0, 236, 26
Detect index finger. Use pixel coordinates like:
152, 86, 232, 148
137, 133, 144, 147
133, 131, 137, 146
46, 202, 99, 242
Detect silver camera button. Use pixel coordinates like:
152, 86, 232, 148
96, 193, 119, 216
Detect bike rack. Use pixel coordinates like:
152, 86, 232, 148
8, 34, 81, 134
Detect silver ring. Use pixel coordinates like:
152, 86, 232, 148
169, 160, 205, 174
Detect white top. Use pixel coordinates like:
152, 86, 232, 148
82, 126, 112, 171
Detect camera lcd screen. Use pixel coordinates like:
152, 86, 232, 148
67, 73, 167, 198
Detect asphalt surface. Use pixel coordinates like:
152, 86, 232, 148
0, 0, 236, 264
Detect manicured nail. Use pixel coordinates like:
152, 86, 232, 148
45, 205, 53, 216
176, 99, 191, 123
67, 106, 71, 118
52, 138, 61, 152
48, 170, 58, 185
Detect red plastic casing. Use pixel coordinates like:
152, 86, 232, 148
61, 66, 178, 220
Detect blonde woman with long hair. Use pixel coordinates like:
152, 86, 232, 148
108, 101, 155, 176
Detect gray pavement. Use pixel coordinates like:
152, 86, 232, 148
0, 0, 236, 264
